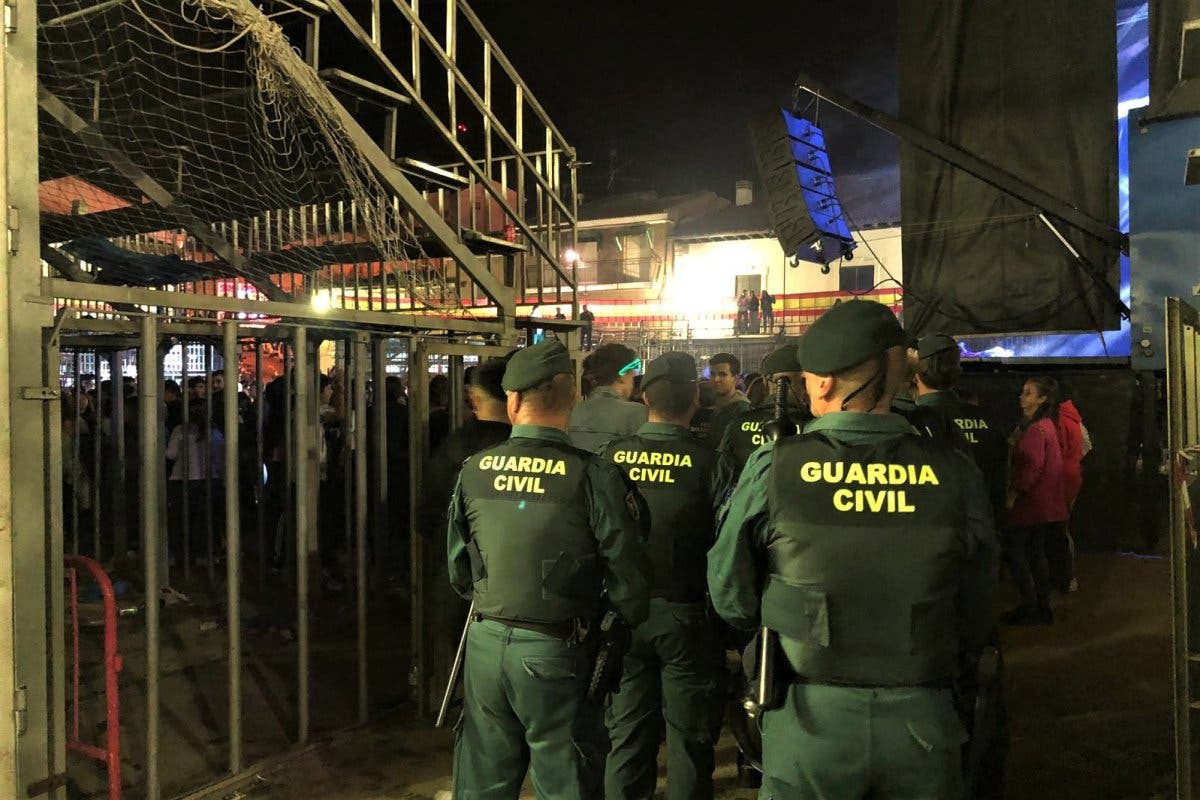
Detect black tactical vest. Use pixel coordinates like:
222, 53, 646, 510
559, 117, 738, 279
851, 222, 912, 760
722, 405, 808, 474
459, 437, 600, 623
606, 433, 716, 603
911, 393, 1007, 515
763, 431, 968, 685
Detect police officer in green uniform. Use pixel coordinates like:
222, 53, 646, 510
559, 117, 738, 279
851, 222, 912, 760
910, 333, 1008, 517
601, 352, 721, 800
447, 339, 653, 800
910, 333, 1009, 800
714, 344, 811, 501
708, 300, 998, 799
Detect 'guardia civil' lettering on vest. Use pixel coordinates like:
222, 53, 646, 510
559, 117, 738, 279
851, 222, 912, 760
477, 454, 568, 495
953, 416, 989, 443
611, 449, 693, 484
799, 460, 940, 514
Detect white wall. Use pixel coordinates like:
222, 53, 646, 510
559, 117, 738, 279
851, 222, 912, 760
670, 227, 903, 300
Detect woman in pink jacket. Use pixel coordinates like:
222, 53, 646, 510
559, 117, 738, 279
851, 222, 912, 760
1003, 376, 1069, 625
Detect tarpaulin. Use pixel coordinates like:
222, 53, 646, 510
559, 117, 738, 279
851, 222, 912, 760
899, 2, 1119, 336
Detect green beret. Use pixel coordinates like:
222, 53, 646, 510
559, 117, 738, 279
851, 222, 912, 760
642, 351, 696, 388
502, 339, 572, 392
916, 333, 958, 359
798, 299, 907, 375
761, 344, 801, 376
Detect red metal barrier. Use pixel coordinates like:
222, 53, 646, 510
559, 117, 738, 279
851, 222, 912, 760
65, 554, 123, 800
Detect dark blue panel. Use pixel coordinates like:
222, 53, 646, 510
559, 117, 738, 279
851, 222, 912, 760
782, 110, 856, 264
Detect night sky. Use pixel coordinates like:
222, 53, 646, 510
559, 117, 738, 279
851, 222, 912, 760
471, 1, 899, 203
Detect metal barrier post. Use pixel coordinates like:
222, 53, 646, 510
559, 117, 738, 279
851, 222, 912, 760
140, 315, 161, 800
223, 323, 243, 773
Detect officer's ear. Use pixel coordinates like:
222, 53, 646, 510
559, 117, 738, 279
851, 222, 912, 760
505, 390, 521, 424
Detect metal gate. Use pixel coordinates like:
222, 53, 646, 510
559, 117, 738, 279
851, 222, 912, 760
1167, 297, 1200, 799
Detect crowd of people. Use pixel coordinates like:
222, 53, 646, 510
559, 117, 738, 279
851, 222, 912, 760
58, 304, 1091, 798
735, 288, 774, 335
434, 300, 1092, 800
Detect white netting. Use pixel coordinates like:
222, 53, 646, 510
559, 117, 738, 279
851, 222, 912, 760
38, 0, 464, 311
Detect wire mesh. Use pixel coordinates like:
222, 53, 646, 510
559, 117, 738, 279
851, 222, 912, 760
38, 0, 468, 313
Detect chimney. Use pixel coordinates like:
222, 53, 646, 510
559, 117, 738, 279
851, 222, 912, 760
735, 180, 753, 207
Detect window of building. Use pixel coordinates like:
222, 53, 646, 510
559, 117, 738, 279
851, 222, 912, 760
839, 264, 875, 293
735, 274, 762, 295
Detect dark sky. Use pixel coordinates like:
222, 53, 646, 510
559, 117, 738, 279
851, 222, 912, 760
470, 1, 899, 202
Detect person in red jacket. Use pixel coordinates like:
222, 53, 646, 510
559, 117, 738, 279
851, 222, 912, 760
1003, 376, 1068, 625
1051, 395, 1085, 592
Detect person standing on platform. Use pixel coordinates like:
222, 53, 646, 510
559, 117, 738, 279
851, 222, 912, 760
760, 290, 775, 332
418, 357, 513, 711
714, 344, 810, 501
602, 352, 721, 800
447, 339, 652, 800
569, 342, 647, 454
736, 290, 749, 334
708, 300, 998, 799
580, 304, 596, 350
748, 290, 761, 334
706, 353, 750, 447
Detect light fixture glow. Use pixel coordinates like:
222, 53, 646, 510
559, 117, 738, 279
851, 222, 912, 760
563, 248, 580, 264
311, 290, 332, 313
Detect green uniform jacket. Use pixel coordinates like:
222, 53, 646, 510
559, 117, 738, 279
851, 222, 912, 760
448, 424, 653, 628
568, 386, 649, 454
707, 412, 998, 659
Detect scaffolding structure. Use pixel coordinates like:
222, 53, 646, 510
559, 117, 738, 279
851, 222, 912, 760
1, 1, 582, 797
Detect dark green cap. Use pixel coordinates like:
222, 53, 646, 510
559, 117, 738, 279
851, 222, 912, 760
798, 299, 907, 375
916, 333, 958, 359
642, 351, 696, 388
761, 344, 801, 376
502, 339, 572, 392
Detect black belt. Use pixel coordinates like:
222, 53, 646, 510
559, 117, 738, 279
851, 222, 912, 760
475, 614, 576, 639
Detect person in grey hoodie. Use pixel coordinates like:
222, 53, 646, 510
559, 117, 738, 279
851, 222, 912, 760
568, 342, 648, 453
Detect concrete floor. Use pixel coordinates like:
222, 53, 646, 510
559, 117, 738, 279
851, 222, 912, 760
221, 551, 1175, 800
65, 550, 1175, 799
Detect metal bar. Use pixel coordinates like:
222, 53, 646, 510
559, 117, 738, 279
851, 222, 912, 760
791, 73, 1129, 265
370, 338, 388, 590
223, 323, 243, 773
140, 315, 161, 800
256, 341, 266, 591
446, 0, 456, 137
411, 0, 421, 97
353, 333, 369, 723
293, 327, 311, 745
37, 85, 287, 303
181, 343, 192, 581
111, 352, 127, 555
71, 351, 81, 555
205, 345, 215, 584
46, 278, 505, 335
92, 351, 102, 558
407, 337, 429, 714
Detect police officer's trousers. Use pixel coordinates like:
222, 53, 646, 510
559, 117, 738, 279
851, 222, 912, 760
604, 600, 720, 800
758, 683, 967, 800
452, 619, 604, 800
